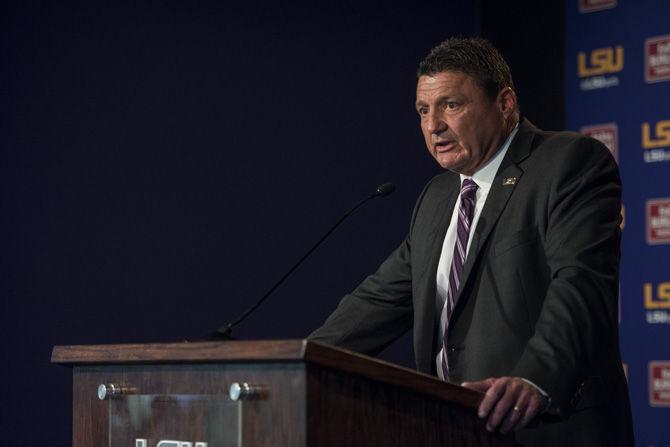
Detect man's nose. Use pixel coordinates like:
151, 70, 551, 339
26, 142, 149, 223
426, 110, 447, 134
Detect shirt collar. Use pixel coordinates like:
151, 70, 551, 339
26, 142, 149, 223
460, 124, 519, 192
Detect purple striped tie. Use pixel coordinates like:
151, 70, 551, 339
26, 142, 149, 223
440, 178, 478, 380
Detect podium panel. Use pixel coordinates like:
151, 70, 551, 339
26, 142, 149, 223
70, 363, 306, 447
53, 340, 516, 447
109, 394, 239, 447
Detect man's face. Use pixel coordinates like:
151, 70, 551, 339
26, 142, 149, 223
415, 71, 513, 175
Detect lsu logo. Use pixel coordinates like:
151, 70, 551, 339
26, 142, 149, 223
647, 198, 670, 244
645, 35, 670, 83
649, 362, 670, 406
578, 46, 624, 77
580, 123, 617, 160
647, 198, 670, 245
136, 441, 207, 447
644, 282, 670, 309
579, 0, 617, 13
642, 120, 670, 149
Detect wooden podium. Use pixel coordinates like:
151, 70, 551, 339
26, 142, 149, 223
52, 339, 515, 447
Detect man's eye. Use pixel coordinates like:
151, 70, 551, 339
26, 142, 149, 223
418, 107, 428, 116
446, 102, 459, 110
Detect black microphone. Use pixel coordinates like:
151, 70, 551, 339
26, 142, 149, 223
210, 182, 396, 340
375, 182, 395, 197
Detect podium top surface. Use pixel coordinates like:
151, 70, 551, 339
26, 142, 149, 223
52, 339, 321, 364
52, 339, 482, 410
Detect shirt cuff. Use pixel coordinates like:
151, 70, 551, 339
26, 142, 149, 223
520, 378, 552, 412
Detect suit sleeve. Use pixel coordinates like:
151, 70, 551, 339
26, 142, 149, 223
308, 178, 438, 356
307, 239, 414, 355
510, 137, 622, 416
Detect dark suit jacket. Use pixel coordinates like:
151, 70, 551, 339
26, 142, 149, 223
309, 119, 634, 447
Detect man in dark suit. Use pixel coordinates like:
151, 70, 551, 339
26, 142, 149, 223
309, 37, 634, 446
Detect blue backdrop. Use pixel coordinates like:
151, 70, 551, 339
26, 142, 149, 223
0, 1, 477, 444
565, 0, 670, 445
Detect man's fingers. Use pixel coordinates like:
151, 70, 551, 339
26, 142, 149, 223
494, 381, 548, 433
498, 401, 524, 434
469, 377, 549, 433
477, 377, 509, 420
464, 376, 547, 433
499, 388, 533, 433
516, 394, 545, 430
461, 379, 494, 393
485, 378, 520, 430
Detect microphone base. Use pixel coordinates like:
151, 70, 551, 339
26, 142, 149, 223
201, 324, 237, 341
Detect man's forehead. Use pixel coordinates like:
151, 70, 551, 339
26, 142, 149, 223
417, 71, 474, 87
416, 71, 476, 99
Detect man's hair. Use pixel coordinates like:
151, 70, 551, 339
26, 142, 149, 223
417, 37, 515, 101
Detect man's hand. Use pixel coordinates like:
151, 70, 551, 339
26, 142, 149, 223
461, 377, 548, 434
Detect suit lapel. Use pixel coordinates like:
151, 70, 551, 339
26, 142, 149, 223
426, 176, 460, 252
454, 120, 537, 304
415, 173, 459, 373
423, 174, 460, 298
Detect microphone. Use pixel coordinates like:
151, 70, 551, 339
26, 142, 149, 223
210, 182, 396, 340
375, 182, 395, 197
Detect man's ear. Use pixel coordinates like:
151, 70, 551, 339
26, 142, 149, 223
498, 87, 518, 119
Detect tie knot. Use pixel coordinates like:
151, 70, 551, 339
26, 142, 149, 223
461, 178, 478, 200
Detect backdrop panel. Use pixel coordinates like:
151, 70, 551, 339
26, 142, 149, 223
565, 1, 670, 445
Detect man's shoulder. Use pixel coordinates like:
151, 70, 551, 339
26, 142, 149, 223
522, 123, 614, 166
534, 128, 600, 149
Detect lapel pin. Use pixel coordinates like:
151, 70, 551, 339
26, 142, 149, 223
502, 177, 517, 186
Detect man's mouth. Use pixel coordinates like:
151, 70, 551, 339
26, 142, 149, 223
434, 140, 457, 153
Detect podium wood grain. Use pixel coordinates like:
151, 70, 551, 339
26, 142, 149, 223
53, 340, 515, 447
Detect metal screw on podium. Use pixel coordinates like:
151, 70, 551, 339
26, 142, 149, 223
229, 382, 265, 401
97, 383, 135, 400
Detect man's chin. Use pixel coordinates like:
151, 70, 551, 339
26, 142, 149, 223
435, 156, 465, 173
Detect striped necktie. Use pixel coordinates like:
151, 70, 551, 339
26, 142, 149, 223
439, 178, 478, 380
